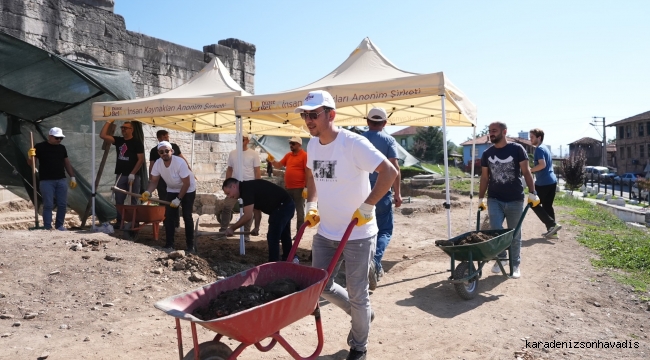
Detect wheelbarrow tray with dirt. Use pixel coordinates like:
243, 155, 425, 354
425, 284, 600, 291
154, 262, 328, 344
154, 220, 358, 359
435, 204, 531, 300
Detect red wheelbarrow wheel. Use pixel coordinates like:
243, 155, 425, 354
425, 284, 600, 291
183, 341, 232, 360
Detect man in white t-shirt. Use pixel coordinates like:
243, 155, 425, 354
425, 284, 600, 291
297, 90, 397, 360
141, 141, 197, 253
219, 132, 261, 240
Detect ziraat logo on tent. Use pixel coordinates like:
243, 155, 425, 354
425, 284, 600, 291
104, 106, 125, 117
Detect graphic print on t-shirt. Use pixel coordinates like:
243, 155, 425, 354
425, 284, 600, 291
313, 160, 336, 180
118, 143, 129, 161
488, 155, 516, 184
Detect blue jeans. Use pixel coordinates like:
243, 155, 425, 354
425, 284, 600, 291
312, 233, 376, 352
487, 198, 524, 266
40, 178, 68, 230
267, 200, 295, 262
372, 190, 393, 272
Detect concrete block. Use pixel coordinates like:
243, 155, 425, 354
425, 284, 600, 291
596, 193, 604, 199
607, 198, 625, 207
605, 194, 612, 201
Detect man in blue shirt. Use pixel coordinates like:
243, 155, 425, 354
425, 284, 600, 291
361, 107, 402, 290
478, 122, 539, 279
529, 128, 562, 238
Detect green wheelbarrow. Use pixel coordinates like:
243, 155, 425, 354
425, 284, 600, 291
436, 204, 531, 300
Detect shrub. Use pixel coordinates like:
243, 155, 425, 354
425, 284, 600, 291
561, 152, 586, 192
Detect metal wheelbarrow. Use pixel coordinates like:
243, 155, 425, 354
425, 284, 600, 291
115, 204, 166, 241
436, 204, 531, 300
154, 219, 358, 360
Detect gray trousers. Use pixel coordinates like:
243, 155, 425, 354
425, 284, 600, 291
311, 233, 376, 352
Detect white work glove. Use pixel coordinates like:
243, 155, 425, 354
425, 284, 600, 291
528, 193, 540, 207
69, 177, 77, 189
478, 198, 487, 211
140, 191, 151, 202
128, 174, 135, 182
352, 203, 374, 226
170, 197, 181, 208
305, 202, 320, 227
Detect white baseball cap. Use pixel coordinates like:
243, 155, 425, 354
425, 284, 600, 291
49, 127, 65, 137
288, 136, 302, 145
157, 141, 172, 150
367, 107, 388, 122
294, 90, 336, 112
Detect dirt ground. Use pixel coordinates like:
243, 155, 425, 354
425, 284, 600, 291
0, 194, 649, 360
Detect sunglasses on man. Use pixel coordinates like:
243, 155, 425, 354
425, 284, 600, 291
300, 109, 327, 120
158, 149, 171, 154
53, 136, 63, 141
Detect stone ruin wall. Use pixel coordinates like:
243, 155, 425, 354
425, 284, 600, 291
0, 0, 257, 198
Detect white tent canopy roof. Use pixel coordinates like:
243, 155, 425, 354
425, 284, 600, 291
91, 57, 308, 137
234, 38, 477, 129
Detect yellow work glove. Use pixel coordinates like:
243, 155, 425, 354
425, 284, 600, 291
305, 202, 320, 227
69, 177, 77, 189
170, 197, 181, 208
28, 148, 36, 158
267, 153, 275, 162
528, 193, 541, 207
478, 198, 487, 211
351, 203, 374, 227
140, 191, 151, 202
302, 188, 308, 199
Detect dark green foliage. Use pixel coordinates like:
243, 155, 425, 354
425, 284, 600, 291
561, 152, 586, 191
412, 127, 445, 162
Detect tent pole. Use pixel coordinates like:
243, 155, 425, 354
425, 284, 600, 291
91, 120, 96, 230
469, 125, 477, 229
440, 95, 452, 239
236, 115, 245, 255
190, 135, 195, 170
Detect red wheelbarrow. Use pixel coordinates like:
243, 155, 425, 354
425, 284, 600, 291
154, 220, 358, 360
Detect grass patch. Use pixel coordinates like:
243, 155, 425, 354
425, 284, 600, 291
555, 194, 650, 291
421, 163, 466, 177
430, 179, 478, 194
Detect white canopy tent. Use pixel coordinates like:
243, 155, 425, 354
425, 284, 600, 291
235, 38, 479, 239
91, 57, 306, 254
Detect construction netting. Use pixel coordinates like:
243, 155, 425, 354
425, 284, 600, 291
0, 31, 139, 222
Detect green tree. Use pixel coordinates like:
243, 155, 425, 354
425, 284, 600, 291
465, 125, 489, 141
412, 126, 445, 162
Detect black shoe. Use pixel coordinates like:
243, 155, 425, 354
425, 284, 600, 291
346, 348, 367, 360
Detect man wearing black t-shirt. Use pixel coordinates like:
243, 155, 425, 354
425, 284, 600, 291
27, 127, 76, 231
222, 178, 295, 262
478, 121, 539, 279
100, 120, 145, 222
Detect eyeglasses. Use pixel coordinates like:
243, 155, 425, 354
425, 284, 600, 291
54, 137, 63, 141
120, 126, 133, 130
158, 149, 171, 154
300, 109, 327, 121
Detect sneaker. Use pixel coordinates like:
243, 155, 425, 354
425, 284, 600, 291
368, 262, 378, 291
543, 224, 562, 238
292, 256, 300, 264
346, 349, 367, 360
244, 236, 251, 242
512, 265, 521, 279
187, 247, 197, 255
56, 226, 67, 231
377, 267, 385, 282
163, 246, 174, 252
491, 260, 507, 274
547, 233, 559, 239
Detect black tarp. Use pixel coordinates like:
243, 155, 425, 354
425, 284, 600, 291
0, 31, 140, 222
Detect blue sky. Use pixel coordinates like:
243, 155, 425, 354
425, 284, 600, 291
114, 0, 649, 156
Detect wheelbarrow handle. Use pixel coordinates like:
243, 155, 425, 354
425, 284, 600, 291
286, 219, 358, 282
476, 208, 482, 232
110, 186, 171, 205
